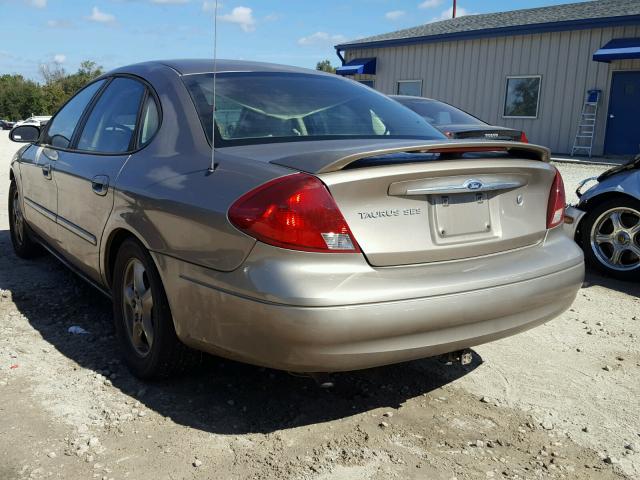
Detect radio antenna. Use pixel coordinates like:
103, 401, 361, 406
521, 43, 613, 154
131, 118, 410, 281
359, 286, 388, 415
208, 0, 219, 173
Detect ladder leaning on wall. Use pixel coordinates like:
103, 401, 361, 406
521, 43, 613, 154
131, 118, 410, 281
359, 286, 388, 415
571, 89, 601, 158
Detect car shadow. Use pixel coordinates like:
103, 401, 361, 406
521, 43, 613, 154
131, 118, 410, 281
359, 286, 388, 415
0, 228, 481, 435
582, 270, 640, 297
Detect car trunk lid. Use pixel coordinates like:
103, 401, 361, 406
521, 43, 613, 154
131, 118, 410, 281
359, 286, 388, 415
309, 142, 554, 266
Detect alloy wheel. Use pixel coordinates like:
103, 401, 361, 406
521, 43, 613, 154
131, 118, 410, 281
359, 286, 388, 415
122, 258, 155, 356
590, 207, 640, 272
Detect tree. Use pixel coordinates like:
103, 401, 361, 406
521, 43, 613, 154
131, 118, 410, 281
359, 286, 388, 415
0, 60, 104, 120
0, 75, 46, 120
39, 63, 67, 84
316, 59, 336, 74
77, 61, 102, 78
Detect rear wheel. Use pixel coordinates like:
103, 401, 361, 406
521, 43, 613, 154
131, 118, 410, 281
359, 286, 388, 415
112, 238, 199, 379
8, 180, 41, 259
581, 197, 640, 281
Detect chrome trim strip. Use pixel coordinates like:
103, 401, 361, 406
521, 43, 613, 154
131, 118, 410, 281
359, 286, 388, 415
23, 196, 57, 222
404, 180, 523, 196
57, 216, 97, 245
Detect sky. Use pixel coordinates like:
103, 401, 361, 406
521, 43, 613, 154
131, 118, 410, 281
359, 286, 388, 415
1, 0, 589, 81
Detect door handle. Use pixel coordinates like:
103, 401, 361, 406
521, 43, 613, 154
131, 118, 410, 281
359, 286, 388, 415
609, 114, 615, 119
42, 164, 52, 179
91, 175, 110, 196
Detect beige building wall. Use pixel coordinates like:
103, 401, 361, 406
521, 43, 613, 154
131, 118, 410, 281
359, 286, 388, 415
344, 24, 640, 155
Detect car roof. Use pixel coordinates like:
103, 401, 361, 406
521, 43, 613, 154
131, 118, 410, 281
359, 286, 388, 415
110, 59, 321, 77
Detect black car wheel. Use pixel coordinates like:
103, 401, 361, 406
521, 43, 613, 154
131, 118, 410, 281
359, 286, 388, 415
112, 238, 200, 379
581, 197, 640, 281
8, 180, 41, 259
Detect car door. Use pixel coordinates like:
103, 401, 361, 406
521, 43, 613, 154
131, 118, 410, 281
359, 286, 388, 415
54, 76, 153, 283
20, 80, 106, 248
604, 71, 640, 155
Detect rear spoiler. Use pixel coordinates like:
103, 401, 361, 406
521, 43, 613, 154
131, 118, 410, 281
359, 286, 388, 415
314, 141, 550, 173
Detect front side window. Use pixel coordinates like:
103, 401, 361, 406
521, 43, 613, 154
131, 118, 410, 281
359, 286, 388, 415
76, 77, 145, 153
183, 72, 443, 146
504, 76, 541, 118
397, 80, 422, 97
45, 80, 106, 149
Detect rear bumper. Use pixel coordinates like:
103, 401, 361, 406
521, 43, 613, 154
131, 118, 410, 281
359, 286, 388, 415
153, 229, 584, 372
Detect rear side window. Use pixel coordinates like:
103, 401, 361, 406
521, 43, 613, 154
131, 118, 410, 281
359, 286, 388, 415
45, 80, 106, 149
77, 77, 145, 153
138, 95, 159, 146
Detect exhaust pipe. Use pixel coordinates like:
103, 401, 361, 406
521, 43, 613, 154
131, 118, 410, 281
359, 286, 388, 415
288, 371, 335, 389
446, 349, 473, 366
309, 373, 335, 389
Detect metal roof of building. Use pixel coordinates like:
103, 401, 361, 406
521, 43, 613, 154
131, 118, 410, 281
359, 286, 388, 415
337, 0, 640, 50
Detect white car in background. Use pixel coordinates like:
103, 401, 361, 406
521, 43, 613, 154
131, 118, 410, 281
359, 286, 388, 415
14, 116, 52, 128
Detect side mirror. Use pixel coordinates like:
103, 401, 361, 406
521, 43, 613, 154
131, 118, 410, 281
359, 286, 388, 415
9, 125, 41, 143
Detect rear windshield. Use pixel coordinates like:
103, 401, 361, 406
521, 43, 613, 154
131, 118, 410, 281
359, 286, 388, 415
395, 98, 485, 126
183, 72, 445, 146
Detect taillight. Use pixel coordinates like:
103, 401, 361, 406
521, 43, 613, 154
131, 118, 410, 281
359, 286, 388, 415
228, 173, 360, 253
519, 131, 529, 143
546, 168, 565, 229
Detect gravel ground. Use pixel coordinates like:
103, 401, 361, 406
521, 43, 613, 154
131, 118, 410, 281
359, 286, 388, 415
1, 131, 638, 480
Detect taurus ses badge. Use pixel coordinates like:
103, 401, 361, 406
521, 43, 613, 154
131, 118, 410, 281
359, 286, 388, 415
465, 179, 483, 191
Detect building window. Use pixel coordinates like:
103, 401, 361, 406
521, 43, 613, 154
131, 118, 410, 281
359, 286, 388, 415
504, 76, 541, 118
397, 80, 422, 97
358, 80, 375, 89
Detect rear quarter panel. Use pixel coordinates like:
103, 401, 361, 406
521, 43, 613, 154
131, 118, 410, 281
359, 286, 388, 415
101, 66, 292, 284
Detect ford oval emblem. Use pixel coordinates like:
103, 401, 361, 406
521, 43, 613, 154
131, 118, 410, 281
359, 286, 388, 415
466, 180, 483, 190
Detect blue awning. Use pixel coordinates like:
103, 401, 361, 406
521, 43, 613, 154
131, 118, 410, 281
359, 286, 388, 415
593, 38, 640, 63
336, 57, 376, 76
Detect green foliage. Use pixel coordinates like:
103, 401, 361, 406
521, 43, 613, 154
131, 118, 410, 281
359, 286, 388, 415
0, 75, 45, 121
0, 61, 103, 121
316, 59, 336, 74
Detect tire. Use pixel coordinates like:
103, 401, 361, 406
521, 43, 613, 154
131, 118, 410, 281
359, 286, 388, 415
580, 197, 640, 281
8, 180, 41, 259
112, 238, 200, 379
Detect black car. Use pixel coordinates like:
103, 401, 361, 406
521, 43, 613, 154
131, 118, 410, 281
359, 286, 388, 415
392, 95, 527, 143
0, 120, 15, 130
